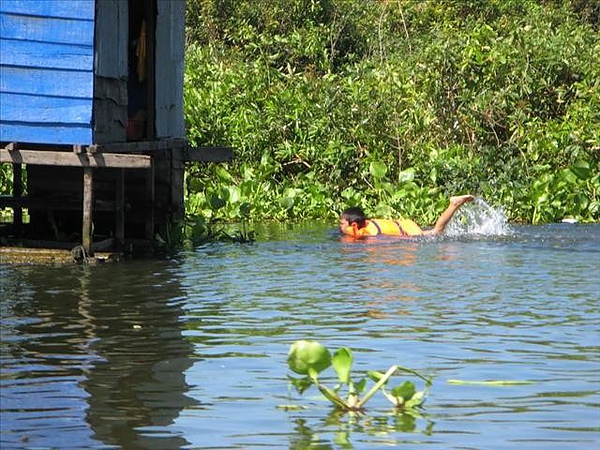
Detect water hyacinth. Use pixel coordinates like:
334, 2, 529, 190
287, 340, 431, 413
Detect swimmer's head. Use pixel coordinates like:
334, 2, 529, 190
339, 207, 366, 233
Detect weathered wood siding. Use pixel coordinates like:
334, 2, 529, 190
93, 0, 128, 144
155, 0, 185, 139
0, 0, 95, 145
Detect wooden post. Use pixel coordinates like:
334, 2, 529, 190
12, 163, 23, 230
115, 169, 125, 249
82, 168, 94, 255
171, 148, 185, 223
145, 161, 154, 240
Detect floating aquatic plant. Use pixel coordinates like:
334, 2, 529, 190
287, 340, 431, 413
448, 379, 534, 386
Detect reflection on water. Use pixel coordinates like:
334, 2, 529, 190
1, 261, 197, 449
1, 222, 599, 449
288, 409, 435, 450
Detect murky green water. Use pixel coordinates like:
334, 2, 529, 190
1, 220, 599, 449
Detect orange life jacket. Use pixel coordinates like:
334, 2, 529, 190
344, 218, 423, 238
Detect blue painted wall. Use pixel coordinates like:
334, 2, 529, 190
0, 0, 95, 145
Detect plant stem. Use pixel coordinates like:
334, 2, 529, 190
317, 383, 350, 410
394, 365, 432, 386
356, 365, 397, 409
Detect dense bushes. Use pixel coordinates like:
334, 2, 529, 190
184, 0, 599, 225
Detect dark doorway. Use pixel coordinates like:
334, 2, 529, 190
127, 0, 156, 141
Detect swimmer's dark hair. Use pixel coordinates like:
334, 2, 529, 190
341, 207, 367, 229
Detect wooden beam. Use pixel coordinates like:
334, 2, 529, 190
87, 138, 187, 154
0, 149, 151, 168
2, 142, 233, 162
0, 196, 116, 211
184, 146, 234, 162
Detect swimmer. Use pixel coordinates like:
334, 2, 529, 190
339, 195, 475, 238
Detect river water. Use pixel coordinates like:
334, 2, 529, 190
1, 207, 599, 449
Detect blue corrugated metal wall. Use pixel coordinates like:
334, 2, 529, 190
0, 0, 95, 145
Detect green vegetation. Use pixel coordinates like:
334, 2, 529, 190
287, 340, 431, 412
184, 0, 599, 226
0, 164, 13, 222
2, 1, 597, 238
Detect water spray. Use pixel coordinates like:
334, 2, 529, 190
445, 198, 511, 237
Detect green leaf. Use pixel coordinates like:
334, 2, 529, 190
332, 347, 353, 384
398, 168, 415, 183
391, 381, 416, 402
215, 166, 233, 183
209, 194, 226, 210
367, 370, 385, 382
369, 160, 388, 179
404, 390, 425, 409
239, 202, 251, 217
560, 168, 578, 184
288, 340, 331, 379
354, 377, 367, 394
288, 375, 314, 394
280, 196, 294, 209
570, 162, 591, 180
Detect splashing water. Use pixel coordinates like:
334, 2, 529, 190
445, 198, 511, 237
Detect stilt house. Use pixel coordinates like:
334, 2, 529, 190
0, 0, 229, 256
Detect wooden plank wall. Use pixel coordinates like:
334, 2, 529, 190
155, 0, 186, 140
0, 0, 96, 145
94, 0, 129, 144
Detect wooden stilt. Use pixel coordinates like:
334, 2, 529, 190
171, 148, 185, 223
145, 161, 154, 240
115, 169, 125, 249
82, 167, 94, 255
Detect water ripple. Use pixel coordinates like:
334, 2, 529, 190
1, 223, 599, 449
